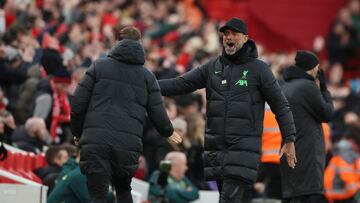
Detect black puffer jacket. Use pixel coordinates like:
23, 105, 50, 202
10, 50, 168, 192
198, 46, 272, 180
70, 39, 173, 175
159, 40, 296, 184
280, 66, 334, 198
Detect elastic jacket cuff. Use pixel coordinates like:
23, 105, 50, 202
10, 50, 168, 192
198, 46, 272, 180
284, 135, 296, 143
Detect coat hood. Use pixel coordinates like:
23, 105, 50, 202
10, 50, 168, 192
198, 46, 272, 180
108, 39, 145, 65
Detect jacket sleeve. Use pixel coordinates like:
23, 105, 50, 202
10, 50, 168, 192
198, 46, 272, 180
260, 65, 296, 143
145, 70, 174, 137
0, 59, 29, 84
158, 62, 209, 96
70, 63, 96, 137
69, 173, 91, 203
33, 93, 52, 119
301, 82, 334, 122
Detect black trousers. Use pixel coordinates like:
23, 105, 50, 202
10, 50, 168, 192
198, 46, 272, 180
283, 194, 326, 203
80, 144, 140, 203
86, 173, 133, 203
216, 178, 252, 203
257, 163, 282, 199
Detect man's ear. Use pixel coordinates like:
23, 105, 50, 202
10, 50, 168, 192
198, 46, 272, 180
243, 35, 249, 43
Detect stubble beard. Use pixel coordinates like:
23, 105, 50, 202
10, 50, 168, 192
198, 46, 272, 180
224, 41, 243, 55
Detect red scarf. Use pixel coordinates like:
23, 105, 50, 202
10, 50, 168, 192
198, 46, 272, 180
50, 80, 71, 142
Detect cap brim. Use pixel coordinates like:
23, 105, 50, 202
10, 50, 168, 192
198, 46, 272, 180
219, 25, 245, 34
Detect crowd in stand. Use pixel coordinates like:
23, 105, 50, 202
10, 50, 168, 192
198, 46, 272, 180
0, 0, 359, 202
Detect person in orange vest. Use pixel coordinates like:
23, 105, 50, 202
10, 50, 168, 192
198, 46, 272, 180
257, 104, 332, 200
324, 139, 360, 203
256, 104, 282, 199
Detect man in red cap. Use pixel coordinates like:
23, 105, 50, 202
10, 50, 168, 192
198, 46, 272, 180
158, 17, 297, 203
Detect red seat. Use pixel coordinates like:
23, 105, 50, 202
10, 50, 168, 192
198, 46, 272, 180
33, 153, 47, 170
24, 153, 42, 183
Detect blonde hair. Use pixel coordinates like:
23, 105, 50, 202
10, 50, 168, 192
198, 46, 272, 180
184, 113, 205, 146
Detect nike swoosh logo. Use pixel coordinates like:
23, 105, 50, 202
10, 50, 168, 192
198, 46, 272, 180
215, 71, 221, 74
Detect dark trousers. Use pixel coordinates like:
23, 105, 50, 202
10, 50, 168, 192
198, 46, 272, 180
283, 194, 326, 203
257, 163, 282, 199
216, 178, 252, 203
87, 173, 133, 203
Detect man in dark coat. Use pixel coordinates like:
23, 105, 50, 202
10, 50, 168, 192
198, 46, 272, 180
70, 27, 181, 203
280, 51, 334, 203
158, 18, 297, 203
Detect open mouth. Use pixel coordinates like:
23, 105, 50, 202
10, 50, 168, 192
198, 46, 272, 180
226, 42, 235, 48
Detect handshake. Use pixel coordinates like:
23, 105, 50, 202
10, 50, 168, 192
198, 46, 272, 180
167, 131, 182, 144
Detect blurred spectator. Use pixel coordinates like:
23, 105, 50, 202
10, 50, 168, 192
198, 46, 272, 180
12, 117, 50, 153
0, 115, 7, 161
0, 116, 4, 142
328, 63, 360, 141
327, 5, 358, 66
59, 142, 77, 158
256, 106, 283, 200
0, 109, 15, 144
149, 151, 200, 203
324, 137, 360, 203
68, 67, 86, 95
48, 148, 113, 203
134, 155, 149, 180
34, 145, 69, 193
169, 117, 188, 151
55, 146, 79, 184
165, 97, 178, 120
14, 64, 42, 124
0, 39, 32, 111
0, 87, 7, 111
349, 0, 360, 40
183, 113, 209, 190
48, 148, 114, 203
32, 69, 72, 143
40, 48, 66, 75
173, 93, 201, 117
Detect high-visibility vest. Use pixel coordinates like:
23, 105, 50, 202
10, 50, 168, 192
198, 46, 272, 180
261, 107, 331, 164
324, 155, 360, 201
322, 123, 331, 153
261, 107, 281, 164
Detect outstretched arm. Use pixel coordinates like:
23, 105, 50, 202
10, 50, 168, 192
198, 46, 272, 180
159, 62, 209, 96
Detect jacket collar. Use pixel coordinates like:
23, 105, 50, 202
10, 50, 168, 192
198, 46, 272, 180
283, 65, 315, 82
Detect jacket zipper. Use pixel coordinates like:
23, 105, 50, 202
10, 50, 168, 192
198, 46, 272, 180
223, 64, 230, 145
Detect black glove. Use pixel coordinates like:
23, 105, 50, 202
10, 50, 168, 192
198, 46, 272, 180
317, 69, 327, 92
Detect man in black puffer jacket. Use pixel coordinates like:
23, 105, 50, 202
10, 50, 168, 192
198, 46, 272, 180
159, 18, 297, 203
280, 51, 334, 203
70, 27, 181, 203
